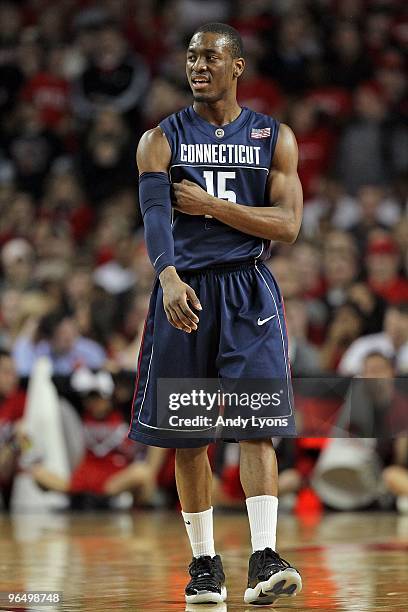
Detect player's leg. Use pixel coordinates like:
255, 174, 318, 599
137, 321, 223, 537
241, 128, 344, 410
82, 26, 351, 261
176, 445, 226, 604
176, 446, 212, 514
128, 273, 226, 603
217, 262, 301, 605
239, 438, 301, 605
240, 439, 278, 557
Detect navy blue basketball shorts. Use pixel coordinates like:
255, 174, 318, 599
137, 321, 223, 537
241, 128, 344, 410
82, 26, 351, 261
128, 260, 296, 448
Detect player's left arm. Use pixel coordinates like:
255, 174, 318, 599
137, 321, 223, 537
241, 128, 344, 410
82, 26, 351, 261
173, 123, 303, 243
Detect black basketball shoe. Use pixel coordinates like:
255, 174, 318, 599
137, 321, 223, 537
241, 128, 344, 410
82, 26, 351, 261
185, 554, 227, 604
244, 547, 302, 605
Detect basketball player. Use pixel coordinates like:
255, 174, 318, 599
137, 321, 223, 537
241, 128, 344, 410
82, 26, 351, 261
128, 23, 303, 605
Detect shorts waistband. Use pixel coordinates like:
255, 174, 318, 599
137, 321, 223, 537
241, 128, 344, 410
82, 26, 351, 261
180, 259, 260, 276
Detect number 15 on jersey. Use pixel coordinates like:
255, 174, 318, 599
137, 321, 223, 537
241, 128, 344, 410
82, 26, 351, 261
203, 170, 236, 218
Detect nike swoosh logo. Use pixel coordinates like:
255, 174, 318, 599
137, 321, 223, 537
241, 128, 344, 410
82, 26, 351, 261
257, 315, 277, 326
185, 521, 191, 525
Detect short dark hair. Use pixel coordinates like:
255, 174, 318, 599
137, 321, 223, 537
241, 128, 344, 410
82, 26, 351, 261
192, 22, 244, 58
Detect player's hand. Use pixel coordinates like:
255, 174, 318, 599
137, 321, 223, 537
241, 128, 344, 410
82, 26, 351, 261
159, 266, 202, 333
173, 179, 212, 215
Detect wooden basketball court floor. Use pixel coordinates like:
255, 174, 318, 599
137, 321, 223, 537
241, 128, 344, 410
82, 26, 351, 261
0, 511, 407, 611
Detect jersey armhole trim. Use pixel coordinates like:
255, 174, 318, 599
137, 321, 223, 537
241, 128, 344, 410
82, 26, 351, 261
158, 121, 175, 163
270, 120, 281, 167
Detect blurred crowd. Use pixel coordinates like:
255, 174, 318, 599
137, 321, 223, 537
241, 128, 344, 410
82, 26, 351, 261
0, 0, 407, 513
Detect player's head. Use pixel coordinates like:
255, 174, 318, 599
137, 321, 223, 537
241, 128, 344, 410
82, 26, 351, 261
186, 22, 245, 103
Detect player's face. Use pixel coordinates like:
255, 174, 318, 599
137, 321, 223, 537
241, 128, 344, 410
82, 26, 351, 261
186, 32, 244, 103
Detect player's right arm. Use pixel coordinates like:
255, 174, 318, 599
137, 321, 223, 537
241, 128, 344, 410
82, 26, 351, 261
137, 127, 202, 333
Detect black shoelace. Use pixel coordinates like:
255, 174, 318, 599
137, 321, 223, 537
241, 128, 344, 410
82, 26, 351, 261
255, 548, 291, 575
189, 556, 219, 590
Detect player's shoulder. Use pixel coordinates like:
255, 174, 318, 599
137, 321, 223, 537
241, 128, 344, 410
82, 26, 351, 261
159, 106, 191, 131
246, 109, 294, 139
244, 108, 283, 149
245, 107, 279, 128
138, 126, 169, 150
137, 125, 172, 167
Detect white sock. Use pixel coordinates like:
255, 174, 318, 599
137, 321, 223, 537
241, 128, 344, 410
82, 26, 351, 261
181, 506, 216, 558
246, 495, 278, 552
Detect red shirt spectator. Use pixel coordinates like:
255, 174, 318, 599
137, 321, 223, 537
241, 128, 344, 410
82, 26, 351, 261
290, 100, 335, 200
21, 71, 70, 130
70, 408, 143, 495
0, 351, 26, 493
366, 238, 408, 304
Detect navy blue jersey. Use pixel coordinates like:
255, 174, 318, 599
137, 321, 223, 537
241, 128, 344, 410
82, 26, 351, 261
159, 106, 280, 270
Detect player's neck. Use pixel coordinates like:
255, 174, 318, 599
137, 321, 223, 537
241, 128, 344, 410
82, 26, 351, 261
192, 98, 242, 127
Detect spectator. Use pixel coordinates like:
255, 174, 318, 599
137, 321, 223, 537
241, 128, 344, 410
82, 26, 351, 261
107, 291, 151, 372
320, 302, 365, 372
267, 255, 300, 300
93, 232, 137, 296
349, 185, 400, 253
12, 310, 106, 377
0, 2, 24, 123
305, 60, 352, 121
339, 303, 408, 375
31, 217, 74, 264
374, 50, 407, 122
16, 27, 44, 83
261, 12, 319, 94
237, 36, 284, 118
1, 238, 35, 292
21, 45, 72, 137
348, 282, 386, 335
0, 3, 22, 67
143, 45, 191, 129
365, 10, 393, 64
302, 176, 359, 238
124, 0, 168, 72
0, 191, 36, 246
291, 242, 323, 299
284, 297, 321, 376
0, 289, 23, 349
393, 215, 408, 258
291, 241, 326, 344
31, 367, 165, 508
62, 265, 116, 347
336, 83, 393, 194
37, 5, 66, 48
4, 101, 65, 200
365, 236, 408, 304
335, 352, 407, 438
77, 109, 136, 204
328, 22, 373, 90
289, 98, 335, 200
322, 231, 359, 311
72, 21, 149, 135
40, 171, 94, 244
0, 289, 52, 351
0, 350, 26, 510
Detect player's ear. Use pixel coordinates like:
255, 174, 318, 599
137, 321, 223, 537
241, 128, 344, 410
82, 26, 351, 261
233, 57, 245, 79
